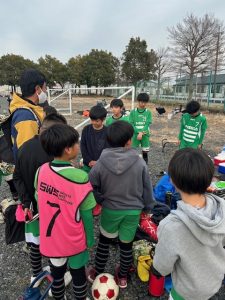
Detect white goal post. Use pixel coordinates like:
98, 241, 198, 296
47, 86, 135, 123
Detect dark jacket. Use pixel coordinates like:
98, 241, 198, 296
80, 124, 108, 166
89, 147, 155, 210
13, 135, 52, 212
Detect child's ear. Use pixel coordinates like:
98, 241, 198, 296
125, 139, 132, 147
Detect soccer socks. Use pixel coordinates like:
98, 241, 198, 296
118, 240, 133, 278
95, 233, 111, 275
30, 243, 42, 277
142, 152, 148, 164
70, 266, 87, 300
50, 261, 67, 300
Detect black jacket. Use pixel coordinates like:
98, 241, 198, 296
80, 124, 109, 166
13, 135, 52, 212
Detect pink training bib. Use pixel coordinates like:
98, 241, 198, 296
37, 163, 92, 257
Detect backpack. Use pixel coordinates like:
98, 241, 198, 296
0, 107, 41, 164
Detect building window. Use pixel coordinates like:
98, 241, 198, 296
197, 85, 205, 93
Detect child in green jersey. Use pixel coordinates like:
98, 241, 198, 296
106, 98, 129, 126
178, 101, 207, 149
129, 93, 152, 164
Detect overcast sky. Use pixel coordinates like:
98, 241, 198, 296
1, 0, 225, 63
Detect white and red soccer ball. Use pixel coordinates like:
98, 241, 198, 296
92, 273, 119, 300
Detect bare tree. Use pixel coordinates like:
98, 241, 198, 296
209, 23, 225, 98
168, 14, 223, 100
155, 47, 172, 100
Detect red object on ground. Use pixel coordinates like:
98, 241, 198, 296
149, 272, 165, 296
139, 213, 158, 242
93, 204, 102, 216
83, 110, 90, 117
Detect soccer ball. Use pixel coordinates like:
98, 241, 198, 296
92, 273, 119, 300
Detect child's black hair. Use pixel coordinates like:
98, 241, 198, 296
107, 120, 134, 147
43, 105, 57, 116
186, 100, 200, 114
42, 113, 67, 126
20, 69, 46, 98
110, 98, 124, 108
168, 148, 214, 194
89, 105, 107, 120
137, 93, 149, 103
40, 124, 79, 157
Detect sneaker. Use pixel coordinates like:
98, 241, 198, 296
86, 266, 97, 283
114, 266, 127, 289
22, 244, 31, 254
93, 204, 102, 216
48, 271, 72, 297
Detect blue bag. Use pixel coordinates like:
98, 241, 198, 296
18, 271, 53, 300
153, 174, 181, 209
153, 174, 175, 202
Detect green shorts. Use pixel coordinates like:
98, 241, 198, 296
132, 134, 150, 151
100, 208, 141, 242
50, 250, 89, 269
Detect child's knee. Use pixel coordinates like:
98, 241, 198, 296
50, 258, 67, 278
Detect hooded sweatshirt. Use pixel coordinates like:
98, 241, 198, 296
89, 147, 155, 210
9, 93, 44, 159
153, 194, 225, 300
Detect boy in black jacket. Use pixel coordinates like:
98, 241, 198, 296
80, 105, 108, 216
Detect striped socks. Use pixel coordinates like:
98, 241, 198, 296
30, 243, 42, 277
70, 267, 87, 300
118, 240, 133, 278
95, 234, 111, 274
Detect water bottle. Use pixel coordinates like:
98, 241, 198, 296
149, 266, 165, 297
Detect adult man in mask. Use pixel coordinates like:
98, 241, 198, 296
10, 69, 47, 160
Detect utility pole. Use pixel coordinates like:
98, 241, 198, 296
213, 27, 221, 98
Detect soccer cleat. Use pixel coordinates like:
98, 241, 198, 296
93, 204, 102, 216
114, 266, 127, 289
86, 266, 97, 283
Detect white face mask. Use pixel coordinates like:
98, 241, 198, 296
37, 90, 48, 103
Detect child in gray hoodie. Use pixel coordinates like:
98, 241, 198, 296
153, 148, 225, 300
88, 120, 155, 288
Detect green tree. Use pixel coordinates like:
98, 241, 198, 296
67, 55, 83, 87
38, 55, 68, 88
0, 54, 36, 92
79, 49, 119, 89
121, 37, 157, 84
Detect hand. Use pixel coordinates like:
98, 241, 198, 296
176, 139, 181, 146
88, 161, 97, 167
198, 144, 203, 150
24, 208, 33, 221
137, 132, 143, 141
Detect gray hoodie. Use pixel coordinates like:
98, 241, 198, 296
153, 194, 225, 300
89, 147, 155, 210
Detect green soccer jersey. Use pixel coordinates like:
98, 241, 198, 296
129, 108, 152, 135
178, 113, 208, 149
106, 114, 129, 126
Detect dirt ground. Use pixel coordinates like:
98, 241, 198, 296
0, 98, 225, 299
